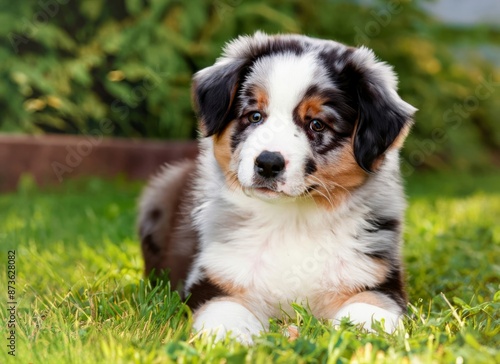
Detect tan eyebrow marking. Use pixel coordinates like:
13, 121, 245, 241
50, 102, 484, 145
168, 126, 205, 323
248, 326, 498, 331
296, 96, 328, 125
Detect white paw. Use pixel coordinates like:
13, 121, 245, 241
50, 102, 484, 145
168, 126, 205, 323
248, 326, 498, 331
193, 301, 264, 344
332, 303, 402, 334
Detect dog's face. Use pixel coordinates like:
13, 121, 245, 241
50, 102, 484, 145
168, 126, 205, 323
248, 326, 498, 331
193, 32, 416, 205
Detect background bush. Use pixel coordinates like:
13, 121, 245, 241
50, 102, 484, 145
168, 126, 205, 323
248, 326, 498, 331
0, 0, 499, 171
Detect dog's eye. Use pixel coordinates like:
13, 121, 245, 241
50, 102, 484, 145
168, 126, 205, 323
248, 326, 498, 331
309, 119, 325, 132
248, 112, 263, 123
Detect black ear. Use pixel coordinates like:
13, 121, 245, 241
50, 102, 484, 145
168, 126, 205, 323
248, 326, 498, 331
347, 49, 416, 172
354, 82, 415, 172
192, 60, 246, 137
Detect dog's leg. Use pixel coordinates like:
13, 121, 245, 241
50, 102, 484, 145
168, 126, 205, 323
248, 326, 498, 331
332, 291, 403, 333
193, 298, 265, 344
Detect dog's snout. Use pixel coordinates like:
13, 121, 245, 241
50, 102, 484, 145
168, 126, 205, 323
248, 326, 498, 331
254, 151, 285, 179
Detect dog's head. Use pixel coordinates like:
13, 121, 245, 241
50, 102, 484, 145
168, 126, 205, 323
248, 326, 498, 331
192, 32, 416, 205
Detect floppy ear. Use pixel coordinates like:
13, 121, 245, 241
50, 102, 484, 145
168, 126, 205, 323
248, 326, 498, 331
192, 59, 246, 137
347, 48, 416, 172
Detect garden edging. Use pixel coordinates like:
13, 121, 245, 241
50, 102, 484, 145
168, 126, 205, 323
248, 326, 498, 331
0, 134, 198, 192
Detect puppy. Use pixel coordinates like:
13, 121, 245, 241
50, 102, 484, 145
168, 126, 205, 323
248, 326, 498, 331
138, 32, 416, 343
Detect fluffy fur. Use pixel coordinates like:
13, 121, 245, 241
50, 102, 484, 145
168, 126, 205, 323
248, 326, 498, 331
138, 32, 417, 342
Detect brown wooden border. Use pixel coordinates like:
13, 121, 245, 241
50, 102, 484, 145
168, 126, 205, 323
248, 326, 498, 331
0, 134, 198, 192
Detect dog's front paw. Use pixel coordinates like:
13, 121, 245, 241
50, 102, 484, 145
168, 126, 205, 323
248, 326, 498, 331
332, 303, 402, 334
193, 300, 264, 344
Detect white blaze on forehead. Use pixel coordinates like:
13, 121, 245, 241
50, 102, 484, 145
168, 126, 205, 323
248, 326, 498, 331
254, 53, 319, 115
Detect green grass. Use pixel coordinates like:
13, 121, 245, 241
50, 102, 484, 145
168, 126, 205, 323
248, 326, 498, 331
1, 172, 499, 363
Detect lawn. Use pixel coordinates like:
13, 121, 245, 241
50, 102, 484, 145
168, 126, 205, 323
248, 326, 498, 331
0, 172, 499, 363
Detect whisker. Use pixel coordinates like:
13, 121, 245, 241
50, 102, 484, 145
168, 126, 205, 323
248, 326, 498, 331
307, 185, 335, 210
307, 175, 344, 209
223, 172, 241, 195
304, 189, 321, 210
313, 188, 335, 209
329, 180, 352, 199
308, 176, 336, 207
312, 174, 352, 201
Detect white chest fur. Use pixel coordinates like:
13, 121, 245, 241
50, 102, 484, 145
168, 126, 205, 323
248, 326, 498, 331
189, 188, 387, 316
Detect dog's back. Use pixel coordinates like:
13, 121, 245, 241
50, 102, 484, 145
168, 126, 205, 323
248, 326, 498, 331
138, 160, 197, 289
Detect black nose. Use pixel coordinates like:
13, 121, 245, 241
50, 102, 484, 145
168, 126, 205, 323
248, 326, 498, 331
255, 151, 285, 179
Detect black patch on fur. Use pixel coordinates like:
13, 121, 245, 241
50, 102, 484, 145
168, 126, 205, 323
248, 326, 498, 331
305, 158, 317, 175
361, 217, 401, 259
243, 87, 255, 98
365, 218, 400, 234
319, 47, 414, 172
303, 84, 320, 98
149, 208, 161, 221
142, 233, 160, 254
370, 266, 407, 311
316, 136, 346, 155
185, 276, 225, 310
230, 118, 255, 151
246, 37, 305, 59
360, 217, 406, 310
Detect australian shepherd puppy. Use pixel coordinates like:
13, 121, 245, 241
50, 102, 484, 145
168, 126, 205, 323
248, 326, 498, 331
138, 32, 416, 343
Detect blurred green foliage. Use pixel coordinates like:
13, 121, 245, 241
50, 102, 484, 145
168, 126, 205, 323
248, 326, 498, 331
0, 0, 499, 171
